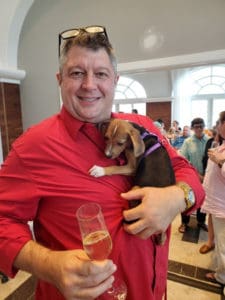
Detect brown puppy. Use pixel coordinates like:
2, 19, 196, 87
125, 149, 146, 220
90, 119, 144, 177
89, 118, 175, 244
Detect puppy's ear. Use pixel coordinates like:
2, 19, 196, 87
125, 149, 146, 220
97, 120, 111, 135
129, 128, 145, 157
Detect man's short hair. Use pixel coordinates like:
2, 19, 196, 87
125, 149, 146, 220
59, 31, 117, 73
191, 117, 205, 128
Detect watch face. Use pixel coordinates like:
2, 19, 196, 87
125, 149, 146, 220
188, 190, 195, 204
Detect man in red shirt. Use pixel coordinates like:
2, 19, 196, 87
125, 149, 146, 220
0, 26, 204, 300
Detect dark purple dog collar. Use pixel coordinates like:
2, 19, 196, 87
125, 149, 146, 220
141, 131, 162, 157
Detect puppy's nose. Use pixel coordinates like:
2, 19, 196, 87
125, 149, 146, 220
105, 152, 112, 158
105, 149, 112, 158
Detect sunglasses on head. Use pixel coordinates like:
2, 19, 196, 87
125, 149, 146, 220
58, 25, 108, 57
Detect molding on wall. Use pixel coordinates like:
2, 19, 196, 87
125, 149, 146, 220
118, 49, 225, 74
1, 49, 225, 84
0, 68, 26, 84
114, 97, 173, 104
7, 0, 35, 67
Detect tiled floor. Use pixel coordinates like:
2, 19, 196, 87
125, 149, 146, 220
1, 214, 224, 299
0, 270, 35, 300
168, 214, 225, 300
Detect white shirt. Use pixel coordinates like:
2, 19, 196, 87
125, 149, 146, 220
201, 141, 225, 218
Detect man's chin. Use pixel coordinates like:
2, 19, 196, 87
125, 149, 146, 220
78, 111, 111, 123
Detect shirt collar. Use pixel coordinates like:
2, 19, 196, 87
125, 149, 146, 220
59, 106, 84, 139
59, 106, 115, 139
193, 134, 207, 141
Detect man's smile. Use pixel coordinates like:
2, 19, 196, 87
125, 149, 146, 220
78, 96, 101, 102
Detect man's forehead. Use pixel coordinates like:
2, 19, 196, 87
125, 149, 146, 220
66, 46, 111, 64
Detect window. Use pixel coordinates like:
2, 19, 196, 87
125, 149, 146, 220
113, 76, 147, 115
191, 99, 208, 125
190, 65, 225, 128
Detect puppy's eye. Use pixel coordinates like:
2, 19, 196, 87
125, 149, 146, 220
104, 136, 109, 141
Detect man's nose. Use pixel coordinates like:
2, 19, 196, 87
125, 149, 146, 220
81, 74, 97, 89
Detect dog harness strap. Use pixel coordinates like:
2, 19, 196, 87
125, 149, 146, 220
144, 142, 161, 157
141, 131, 150, 139
141, 131, 162, 157
141, 131, 158, 140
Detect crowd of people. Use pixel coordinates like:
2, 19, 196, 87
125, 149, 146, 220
154, 113, 225, 289
0, 24, 223, 299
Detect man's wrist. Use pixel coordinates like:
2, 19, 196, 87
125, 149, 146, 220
176, 182, 196, 211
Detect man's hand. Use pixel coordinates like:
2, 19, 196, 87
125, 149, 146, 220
121, 186, 185, 239
50, 250, 116, 299
14, 241, 116, 300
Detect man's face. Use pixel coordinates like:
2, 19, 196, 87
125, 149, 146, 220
183, 126, 190, 137
57, 45, 119, 123
192, 123, 204, 138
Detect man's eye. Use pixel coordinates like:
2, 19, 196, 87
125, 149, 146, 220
96, 72, 108, 79
70, 71, 84, 78
117, 142, 124, 146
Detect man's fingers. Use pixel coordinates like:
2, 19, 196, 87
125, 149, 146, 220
121, 188, 145, 200
75, 275, 115, 299
78, 258, 116, 277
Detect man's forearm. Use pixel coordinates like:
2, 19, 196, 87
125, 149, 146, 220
14, 240, 55, 284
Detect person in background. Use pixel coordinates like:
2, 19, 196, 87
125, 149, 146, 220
199, 123, 223, 254
155, 118, 166, 135
200, 111, 225, 285
178, 117, 209, 233
0, 26, 204, 300
156, 118, 165, 128
202, 123, 223, 171
172, 125, 190, 150
172, 120, 182, 133
167, 120, 181, 145
167, 127, 176, 144
153, 120, 163, 130
131, 108, 138, 114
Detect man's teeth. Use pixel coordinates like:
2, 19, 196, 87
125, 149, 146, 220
80, 97, 97, 101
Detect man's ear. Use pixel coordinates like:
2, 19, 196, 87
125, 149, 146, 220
114, 74, 119, 85
56, 72, 62, 85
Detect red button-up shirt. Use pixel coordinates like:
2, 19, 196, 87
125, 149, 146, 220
0, 106, 204, 300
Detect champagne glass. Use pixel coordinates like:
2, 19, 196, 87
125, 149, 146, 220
76, 203, 127, 300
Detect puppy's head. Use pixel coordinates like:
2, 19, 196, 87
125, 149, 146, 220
103, 119, 145, 159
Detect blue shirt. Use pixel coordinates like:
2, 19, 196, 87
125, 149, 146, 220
172, 135, 189, 149
180, 134, 209, 175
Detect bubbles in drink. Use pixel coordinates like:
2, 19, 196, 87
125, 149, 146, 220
83, 230, 112, 260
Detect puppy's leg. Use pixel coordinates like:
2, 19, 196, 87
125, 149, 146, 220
89, 164, 135, 177
89, 165, 106, 177
89, 149, 137, 177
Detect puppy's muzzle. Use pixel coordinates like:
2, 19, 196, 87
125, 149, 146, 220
105, 152, 112, 158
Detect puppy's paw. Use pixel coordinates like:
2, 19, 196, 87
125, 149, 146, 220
89, 165, 105, 177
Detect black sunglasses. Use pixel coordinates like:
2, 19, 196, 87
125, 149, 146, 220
58, 25, 108, 57
193, 124, 204, 129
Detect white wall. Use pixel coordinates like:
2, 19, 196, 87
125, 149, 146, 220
17, 0, 225, 129
1, 0, 225, 130
0, 0, 34, 82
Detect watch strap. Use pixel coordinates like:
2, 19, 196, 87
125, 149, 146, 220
176, 181, 195, 211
